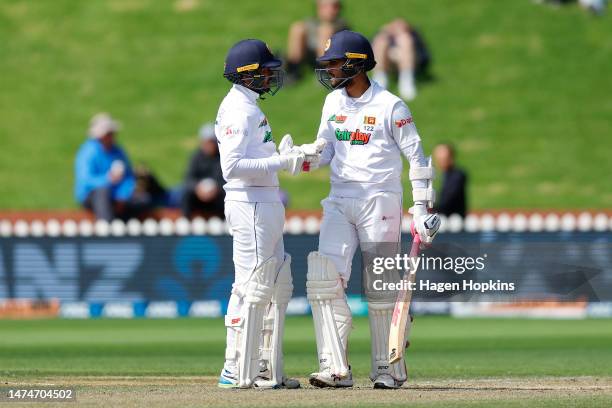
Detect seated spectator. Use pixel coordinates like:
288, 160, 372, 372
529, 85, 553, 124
433, 143, 468, 217
371, 18, 431, 101
578, 0, 606, 14
181, 123, 225, 219
286, 0, 349, 83
74, 113, 153, 221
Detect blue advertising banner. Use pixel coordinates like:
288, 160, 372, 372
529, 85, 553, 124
1, 232, 611, 318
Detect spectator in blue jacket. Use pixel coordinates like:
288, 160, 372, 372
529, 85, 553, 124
74, 113, 150, 221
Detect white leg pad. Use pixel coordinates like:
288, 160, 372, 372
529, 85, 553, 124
224, 314, 243, 361
368, 302, 408, 383
260, 254, 293, 386
306, 252, 351, 378
238, 257, 277, 388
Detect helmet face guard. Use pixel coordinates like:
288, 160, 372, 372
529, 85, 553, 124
225, 67, 284, 96
315, 58, 367, 91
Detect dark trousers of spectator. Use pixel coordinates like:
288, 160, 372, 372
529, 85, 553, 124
181, 191, 225, 220
84, 187, 153, 221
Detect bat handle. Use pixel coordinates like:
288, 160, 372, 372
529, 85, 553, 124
410, 233, 421, 257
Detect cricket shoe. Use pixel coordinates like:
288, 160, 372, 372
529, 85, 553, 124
309, 367, 353, 388
372, 374, 404, 389
254, 365, 301, 389
217, 368, 239, 389
254, 376, 301, 389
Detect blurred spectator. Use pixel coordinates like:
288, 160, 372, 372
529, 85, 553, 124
134, 163, 171, 207
534, 0, 606, 14
181, 123, 225, 219
371, 18, 431, 101
74, 113, 154, 221
579, 0, 607, 14
433, 143, 467, 217
285, 0, 349, 83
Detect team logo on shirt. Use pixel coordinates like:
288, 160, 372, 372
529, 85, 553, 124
335, 128, 371, 145
395, 117, 413, 128
263, 131, 274, 143
328, 114, 347, 124
363, 116, 376, 125
258, 117, 268, 128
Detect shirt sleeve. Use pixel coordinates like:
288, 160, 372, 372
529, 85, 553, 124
316, 99, 336, 167
217, 113, 282, 180
390, 101, 428, 191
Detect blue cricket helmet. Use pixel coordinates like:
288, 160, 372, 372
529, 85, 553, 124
223, 39, 284, 96
315, 30, 376, 91
317, 30, 376, 71
224, 39, 282, 76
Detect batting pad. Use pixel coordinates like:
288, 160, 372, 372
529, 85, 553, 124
259, 254, 293, 387
368, 302, 408, 383
306, 251, 351, 378
239, 257, 277, 388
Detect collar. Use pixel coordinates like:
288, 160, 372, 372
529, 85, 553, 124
341, 81, 376, 111
232, 84, 260, 103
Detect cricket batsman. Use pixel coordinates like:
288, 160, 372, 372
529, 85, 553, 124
215, 39, 306, 389
290, 30, 441, 388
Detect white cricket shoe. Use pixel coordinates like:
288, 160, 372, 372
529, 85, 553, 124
254, 364, 301, 389
217, 368, 239, 389
372, 373, 404, 389
254, 376, 301, 389
309, 367, 353, 388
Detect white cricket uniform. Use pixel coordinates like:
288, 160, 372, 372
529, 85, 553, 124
215, 84, 287, 372
316, 80, 428, 282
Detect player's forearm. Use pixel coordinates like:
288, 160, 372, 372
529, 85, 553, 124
223, 156, 283, 179
401, 140, 428, 191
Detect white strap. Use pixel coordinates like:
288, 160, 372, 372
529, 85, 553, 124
409, 166, 434, 181
412, 188, 435, 203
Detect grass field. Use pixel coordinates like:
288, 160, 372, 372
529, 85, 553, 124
1, 317, 611, 406
1, 0, 611, 210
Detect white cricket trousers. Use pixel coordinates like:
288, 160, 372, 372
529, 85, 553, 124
318, 192, 403, 283
223, 200, 285, 369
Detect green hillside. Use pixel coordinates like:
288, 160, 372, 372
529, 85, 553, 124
0, 0, 610, 210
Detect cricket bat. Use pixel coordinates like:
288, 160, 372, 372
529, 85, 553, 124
388, 233, 421, 364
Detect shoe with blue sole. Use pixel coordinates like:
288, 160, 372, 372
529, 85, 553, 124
217, 369, 239, 389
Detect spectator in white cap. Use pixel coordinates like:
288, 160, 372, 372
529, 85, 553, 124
74, 113, 151, 220
180, 122, 225, 218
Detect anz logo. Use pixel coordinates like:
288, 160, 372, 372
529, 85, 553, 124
0, 237, 231, 301
0, 242, 143, 301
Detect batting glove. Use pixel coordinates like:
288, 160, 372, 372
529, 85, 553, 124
411, 203, 441, 245
278, 134, 305, 176
298, 139, 327, 171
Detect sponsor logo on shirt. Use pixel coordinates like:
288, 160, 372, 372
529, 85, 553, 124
258, 117, 268, 128
335, 128, 371, 145
364, 116, 376, 125
328, 114, 347, 124
225, 127, 240, 136
263, 130, 274, 143
395, 117, 413, 128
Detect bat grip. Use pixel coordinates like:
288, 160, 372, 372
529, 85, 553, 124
410, 234, 421, 257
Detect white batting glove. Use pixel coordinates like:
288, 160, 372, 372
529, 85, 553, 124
297, 139, 326, 171
278, 134, 305, 176
411, 203, 441, 245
